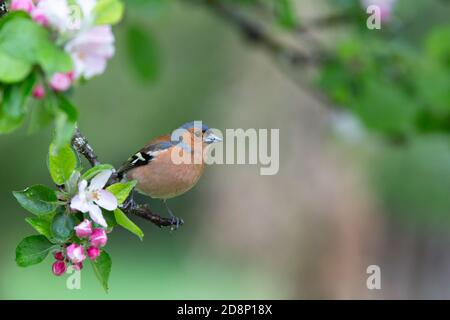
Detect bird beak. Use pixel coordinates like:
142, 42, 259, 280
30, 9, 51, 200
204, 131, 223, 144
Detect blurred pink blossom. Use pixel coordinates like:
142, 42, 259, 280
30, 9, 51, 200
10, 0, 34, 14
32, 85, 45, 99
31, 8, 49, 26
65, 26, 115, 79
49, 72, 73, 91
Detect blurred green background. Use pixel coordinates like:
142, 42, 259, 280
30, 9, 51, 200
1, 0, 450, 299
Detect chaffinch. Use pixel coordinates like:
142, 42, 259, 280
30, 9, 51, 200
117, 121, 222, 225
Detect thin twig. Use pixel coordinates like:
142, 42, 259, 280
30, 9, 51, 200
72, 128, 100, 166
199, 0, 335, 109
0, 0, 8, 18
71, 127, 179, 229
203, 0, 320, 66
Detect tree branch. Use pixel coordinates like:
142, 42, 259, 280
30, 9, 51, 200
72, 128, 101, 167
0, 0, 8, 18
198, 0, 335, 108
203, 0, 321, 66
71, 127, 180, 229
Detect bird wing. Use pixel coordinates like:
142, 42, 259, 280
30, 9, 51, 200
117, 139, 175, 177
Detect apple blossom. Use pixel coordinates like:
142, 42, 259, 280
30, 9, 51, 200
75, 219, 93, 238
10, 0, 34, 14
26, 0, 117, 80
36, 0, 71, 32
70, 170, 118, 227
76, 0, 96, 25
50, 72, 73, 92
52, 261, 67, 276
65, 26, 115, 80
90, 228, 107, 247
66, 243, 86, 264
32, 85, 45, 99
87, 246, 100, 260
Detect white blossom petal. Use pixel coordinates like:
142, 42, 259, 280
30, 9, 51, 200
64, 26, 115, 79
37, 0, 71, 32
95, 190, 118, 211
78, 179, 88, 193
76, 0, 96, 20
70, 194, 89, 212
89, 170, 112, 191
88, 203, 107, 227
82, 55, 108, 79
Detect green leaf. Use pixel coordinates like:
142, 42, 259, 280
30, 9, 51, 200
125, 25, 159, 82
65, 169, 82, 196
37, 41, 73, 75
25, 213, 55, 239
2, 73, 35, 118
0, 16, 49, 63
48, 143, 78, 185
51, 209, 77, 242
81, 164, 115, 181
15, 235, 56, 267
0, 74, 36, 133
103, 210, 117, 228
114, 208, 144, 241
106, 180, 137, 205
90, 250, 112, 293
94, 0, 124, 25
353, 80, 417, 134
0, 15, 72, 75
0, 11, 30, 29
28, 99, 55, 134
275, 0, 298, 29
0, 50, 32, 83
425, 26, 450, 67
13, 185, 58, 215
53, 94, 78, 148
0, 108, 25, 133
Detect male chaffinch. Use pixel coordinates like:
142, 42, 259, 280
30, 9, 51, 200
117, 121, 222, 226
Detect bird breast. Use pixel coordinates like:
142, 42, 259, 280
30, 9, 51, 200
126, 149, 205, 199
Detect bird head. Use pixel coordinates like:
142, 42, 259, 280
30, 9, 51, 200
179, 121, 222, 146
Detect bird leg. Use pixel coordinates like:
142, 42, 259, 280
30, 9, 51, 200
163, 200, 184, 230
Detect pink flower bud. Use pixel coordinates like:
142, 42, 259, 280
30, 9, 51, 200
49, 72, 73, 92
10, 0, 34, 14
75, 219, 93, 238
31, 8, 49, 26
87, 246, 100, 260
72, 262, 83, 271
32, 84, 45, 99
54, 251, 64, 261
67, 71, 75, 81
52, 261, 67, 276
66, 244, 86, 264
90, 228, 107, 247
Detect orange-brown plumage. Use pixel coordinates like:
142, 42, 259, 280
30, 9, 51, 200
118, 123, 221, 201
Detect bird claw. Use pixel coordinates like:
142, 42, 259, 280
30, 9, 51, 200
169, 216, 184, 231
